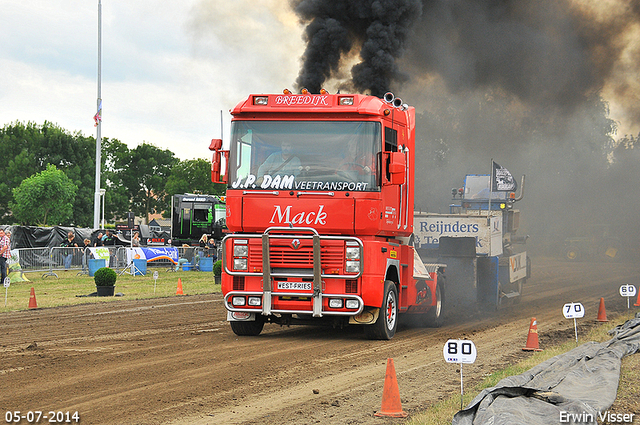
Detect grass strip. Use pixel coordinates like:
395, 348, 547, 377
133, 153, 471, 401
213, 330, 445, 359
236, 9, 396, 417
1, 268, 220, 312
405, 311, 638, 425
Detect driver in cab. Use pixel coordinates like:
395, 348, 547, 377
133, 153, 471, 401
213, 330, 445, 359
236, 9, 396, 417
257, 141, 302, 177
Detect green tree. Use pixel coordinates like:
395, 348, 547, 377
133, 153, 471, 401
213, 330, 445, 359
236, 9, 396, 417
108, 142, 177, 223
0, 122, 96, 226
101, 137, 134, 223
165, 158, 224, 194
11, 164, 77, 226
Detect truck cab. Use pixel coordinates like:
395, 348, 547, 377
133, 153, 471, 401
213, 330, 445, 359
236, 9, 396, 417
210, 91, 443, 339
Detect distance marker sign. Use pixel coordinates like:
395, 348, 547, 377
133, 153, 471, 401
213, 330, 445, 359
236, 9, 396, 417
619, 284, 636, 297
620, 284, 636, 309
562, 302, 585, 319
443, 339, 477, 364
563, 302, 585, 343
443, 339, 477, 409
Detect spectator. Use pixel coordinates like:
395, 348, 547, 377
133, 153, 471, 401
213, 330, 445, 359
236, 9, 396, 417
199, 234, 208, 248
94, 232, 104, 247
60, 231, 79, 271
102, 229, 115, 246
175, 244, 193, 271
0, 229, 10, 284
132, 232, 141, 247
207, 237, 217, 261
197, 234, 208, 263
81, 238, 92, 272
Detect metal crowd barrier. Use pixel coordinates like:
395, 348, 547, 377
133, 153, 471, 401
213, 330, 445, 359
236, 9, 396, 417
12, 245, 221, 278
14, 246, 122, 278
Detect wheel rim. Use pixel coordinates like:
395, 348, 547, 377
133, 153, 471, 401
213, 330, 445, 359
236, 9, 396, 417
434, 286, 442, 317
385, 291, 397, 330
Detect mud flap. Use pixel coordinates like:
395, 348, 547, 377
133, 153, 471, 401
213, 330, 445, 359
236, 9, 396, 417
477, 256, 499, 307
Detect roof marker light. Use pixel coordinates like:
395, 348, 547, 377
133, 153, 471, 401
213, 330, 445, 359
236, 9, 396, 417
339, 97, 354, 106
254, 96, 268, 105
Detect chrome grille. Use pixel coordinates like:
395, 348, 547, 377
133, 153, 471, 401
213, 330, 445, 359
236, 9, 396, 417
247, 238, 344, 269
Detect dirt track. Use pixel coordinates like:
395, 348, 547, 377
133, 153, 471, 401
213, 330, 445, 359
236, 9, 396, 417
1, 257, 638, 425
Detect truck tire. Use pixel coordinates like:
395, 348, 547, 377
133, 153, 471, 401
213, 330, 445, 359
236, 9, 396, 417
230, 316, 265, 336
565, 246, 580, 261
423, 281, 444, 327
364, 280, 398, 340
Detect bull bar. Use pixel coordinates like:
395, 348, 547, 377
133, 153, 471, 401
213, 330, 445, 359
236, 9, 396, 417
222, 226, 365, 318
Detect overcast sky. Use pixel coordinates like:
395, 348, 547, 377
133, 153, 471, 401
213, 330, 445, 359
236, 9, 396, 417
0, 0, 304, 160
2, 0, 638, 166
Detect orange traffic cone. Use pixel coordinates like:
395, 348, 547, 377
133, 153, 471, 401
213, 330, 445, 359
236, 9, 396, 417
596, 297, 608, 322
634, 291, 640, 307
28, 287, 38, 309
374, 358, 408, 418
176, 278, 184, 295
522, 317, 543, 351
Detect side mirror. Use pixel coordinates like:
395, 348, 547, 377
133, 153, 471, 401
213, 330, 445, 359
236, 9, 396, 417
209, 139, 228, 184
388, 152, 406, 185
209, 139, 223, 151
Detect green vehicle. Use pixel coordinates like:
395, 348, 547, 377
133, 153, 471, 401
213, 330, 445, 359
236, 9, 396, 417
171, 194, 226, 246
564, 224, 620, 261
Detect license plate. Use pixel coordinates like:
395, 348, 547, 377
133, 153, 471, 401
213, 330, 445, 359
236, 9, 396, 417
277, 281, 312, 291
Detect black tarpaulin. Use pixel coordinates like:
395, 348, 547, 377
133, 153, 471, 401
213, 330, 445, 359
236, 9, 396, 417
452, 314, 640, 425
0, 225, 164, 248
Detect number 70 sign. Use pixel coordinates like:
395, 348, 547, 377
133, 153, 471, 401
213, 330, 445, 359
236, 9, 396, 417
562, 302, 585, 319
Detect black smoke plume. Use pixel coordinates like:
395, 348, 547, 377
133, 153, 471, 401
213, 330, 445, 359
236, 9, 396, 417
294, 0, 639, 113
292, 0, 640, 258
292, 0, 422, 96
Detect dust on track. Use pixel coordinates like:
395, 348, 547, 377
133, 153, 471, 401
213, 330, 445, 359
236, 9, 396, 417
0, 257, 638, 425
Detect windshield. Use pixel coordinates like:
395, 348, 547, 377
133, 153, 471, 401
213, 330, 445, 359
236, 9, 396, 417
228, 121, 380, 192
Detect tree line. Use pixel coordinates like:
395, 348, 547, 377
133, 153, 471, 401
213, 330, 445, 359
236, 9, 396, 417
0, 121, 225, 227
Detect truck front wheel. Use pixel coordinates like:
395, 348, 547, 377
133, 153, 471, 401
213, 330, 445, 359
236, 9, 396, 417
230, 316, 265, 336
424, 282, 444, 327
565, 246, 580, 261
364, 280, 398, 340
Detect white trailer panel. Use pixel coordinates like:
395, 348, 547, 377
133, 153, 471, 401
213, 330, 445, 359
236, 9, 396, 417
414, 213, 503, 257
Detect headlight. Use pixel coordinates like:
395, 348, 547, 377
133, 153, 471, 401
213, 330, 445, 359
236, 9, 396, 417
329, 299, 343, 308
248, 296, 262, 306
346, 246, 360, 260
234, 244, 248, 257
234, 258, 248, 270
232, 296, 246, 306
345, 299, 359, 309
345, 260, 360, 273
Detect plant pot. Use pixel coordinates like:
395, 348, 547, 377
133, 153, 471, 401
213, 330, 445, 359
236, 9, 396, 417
214, 275, 221, 285
96, 285, 115, 297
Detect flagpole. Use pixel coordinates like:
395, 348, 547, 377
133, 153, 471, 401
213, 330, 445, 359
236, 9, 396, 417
93, 0, 102, 229
487, 158, 493, 224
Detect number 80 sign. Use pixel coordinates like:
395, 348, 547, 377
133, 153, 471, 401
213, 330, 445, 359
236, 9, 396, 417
443, 339, 477, 364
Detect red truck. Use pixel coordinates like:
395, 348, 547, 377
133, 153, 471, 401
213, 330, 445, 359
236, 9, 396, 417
209, 91, 444, 339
